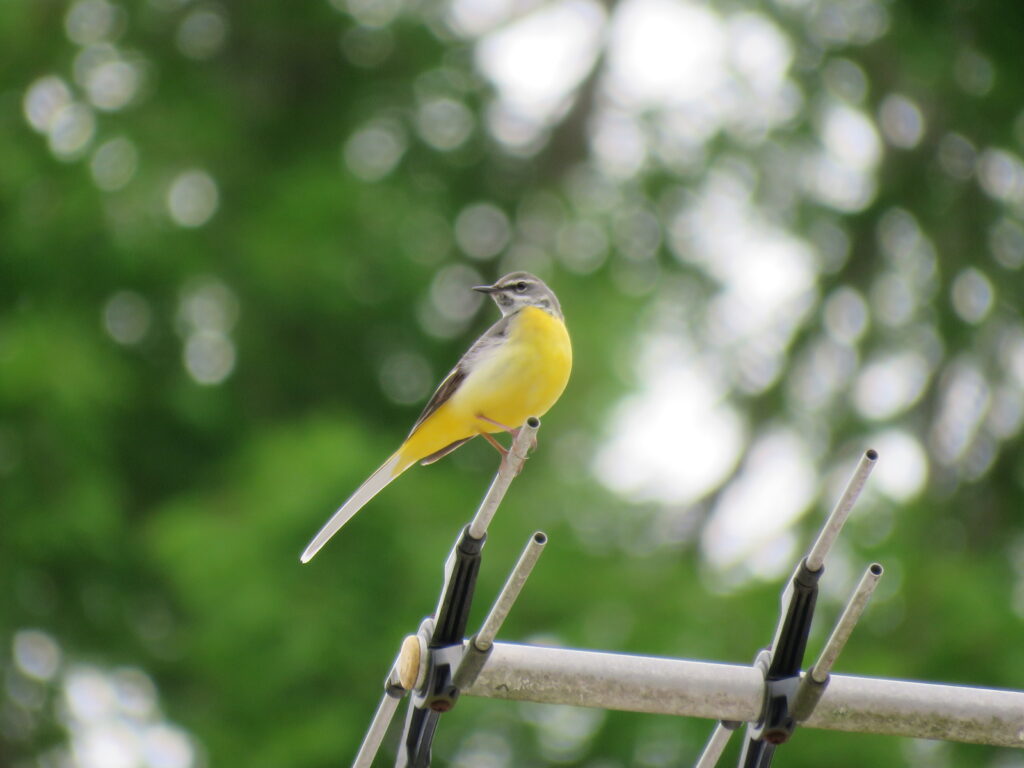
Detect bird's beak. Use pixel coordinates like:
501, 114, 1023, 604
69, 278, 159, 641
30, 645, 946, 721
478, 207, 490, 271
473, 283, 498, 294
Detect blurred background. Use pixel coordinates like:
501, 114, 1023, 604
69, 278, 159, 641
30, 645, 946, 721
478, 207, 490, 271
4, 0, 1024, 766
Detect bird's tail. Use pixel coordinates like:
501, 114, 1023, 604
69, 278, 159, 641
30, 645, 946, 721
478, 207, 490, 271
300, 450, 412, 563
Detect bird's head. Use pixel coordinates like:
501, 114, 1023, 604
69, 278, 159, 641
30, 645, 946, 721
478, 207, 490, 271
473, 271, 563, 319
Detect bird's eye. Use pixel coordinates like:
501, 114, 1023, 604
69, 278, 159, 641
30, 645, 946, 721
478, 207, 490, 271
514, 281, 527, 292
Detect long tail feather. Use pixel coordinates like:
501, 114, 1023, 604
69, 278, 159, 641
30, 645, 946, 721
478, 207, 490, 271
300, 451, 408, 563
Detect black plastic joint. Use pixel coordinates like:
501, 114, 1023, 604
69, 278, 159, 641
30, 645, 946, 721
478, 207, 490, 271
751, 676, 801, 744
416, 644, 465, 713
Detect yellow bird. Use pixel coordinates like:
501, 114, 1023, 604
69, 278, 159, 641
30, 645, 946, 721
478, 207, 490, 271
301, 271, 572, 563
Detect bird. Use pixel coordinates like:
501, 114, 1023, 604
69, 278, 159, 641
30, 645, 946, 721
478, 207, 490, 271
300, 271, 572, 563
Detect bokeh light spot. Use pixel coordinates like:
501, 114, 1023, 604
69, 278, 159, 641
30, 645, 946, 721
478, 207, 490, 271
878, 93, 924, 149
184, 331, 236, 385
339, 0, 403, 28
853, 351, 930, 420
379, 351, 433, 405
454, 202, 511, 260
140, 724, 195, 768
989, 217, 1024, 270
429, 264, 485, 322
86, 59, 139, 111
343, 119, 406, 181
65, 666, 118, 723
950, 267, 994, 324
13, 630, 62, 682
596, 338, 745, 506
556, 219, 608, 274
340, 25, 394, 68
103, 290, 152, 345
90, 136, 138, 191
822, 58, 867, 104
607, 0, 724, 108
521, 703, 605, 764
977, 148, 1024, 204
23, 76, 73, 133
870, 430, 928, 500
65, 0, 121, 46
48, 102, 97, 160
177, 7, 228, 60
954, 48, 995, 96
178, 277, 239, 334
112, 668, 157, 719
166, 169, 219, 227
452, 730, 511, 768
477, 0, 604, 143
416, 98, 474, 151
937, 132, 976, 181
701, 429, 815, 574
870, 272, 915, 326
930, 358, 990, 466
823, 286, 868, 344
821, 102, 881, 170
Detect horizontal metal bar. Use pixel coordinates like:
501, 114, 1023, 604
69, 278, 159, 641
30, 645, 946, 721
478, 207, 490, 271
805, 674, 1024, 747
465, 643, 763, 722
464, 643, 1024, 748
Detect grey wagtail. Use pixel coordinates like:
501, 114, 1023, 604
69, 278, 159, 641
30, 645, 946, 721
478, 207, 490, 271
301, 271, 571, 562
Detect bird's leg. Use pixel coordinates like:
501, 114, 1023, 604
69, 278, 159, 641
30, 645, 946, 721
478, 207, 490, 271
479, 430, 508, 457
476, 413, 517, 433
475, 414, 513, 457
479, 414, 538, 454
476, 414, 537, 473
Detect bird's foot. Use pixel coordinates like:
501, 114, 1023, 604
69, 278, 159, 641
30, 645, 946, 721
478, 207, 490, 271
476, 414, 537, 474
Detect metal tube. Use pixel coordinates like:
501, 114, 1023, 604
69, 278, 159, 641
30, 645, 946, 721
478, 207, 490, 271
806, 449, 878, 571
810, 563, 883, 683
352, 691, 402, 768
806, 673, 1024, 747
476, 532, 548, 651
468, 417, 541, 539
465, 643, 764, 722
694, 722, 736, 768
464, 643, 1024, 748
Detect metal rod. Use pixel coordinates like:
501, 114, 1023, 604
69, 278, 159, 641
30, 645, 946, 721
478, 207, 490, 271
464, 642, 1024, 748
804, 673, 1024, 746
466, 643, 764, 722
468, 417, 541, 539
810, 563, 883, 683
476, 532, 548, 651
805, 449, 878, 571
694, 722, 736, 768
352, 690, 402, 768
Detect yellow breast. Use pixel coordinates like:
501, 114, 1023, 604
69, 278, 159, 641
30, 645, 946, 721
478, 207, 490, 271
400, 306, 572, 463
462, 305, 572, 429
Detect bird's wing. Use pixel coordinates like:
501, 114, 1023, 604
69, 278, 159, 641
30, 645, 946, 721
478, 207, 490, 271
406, 315, 512, 435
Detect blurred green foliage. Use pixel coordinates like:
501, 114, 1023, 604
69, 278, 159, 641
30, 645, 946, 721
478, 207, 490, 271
3, 1, 1024, 767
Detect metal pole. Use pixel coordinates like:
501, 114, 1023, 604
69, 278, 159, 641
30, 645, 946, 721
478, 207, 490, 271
805, 450, 877, 571
468, 417, 541, 539
810, 563, 883, 683
464, 643, 1024, 748
465, 643, 763, 722
694, 722, 738, 768
475, 532, 548, 651
353, 691, 403, 768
